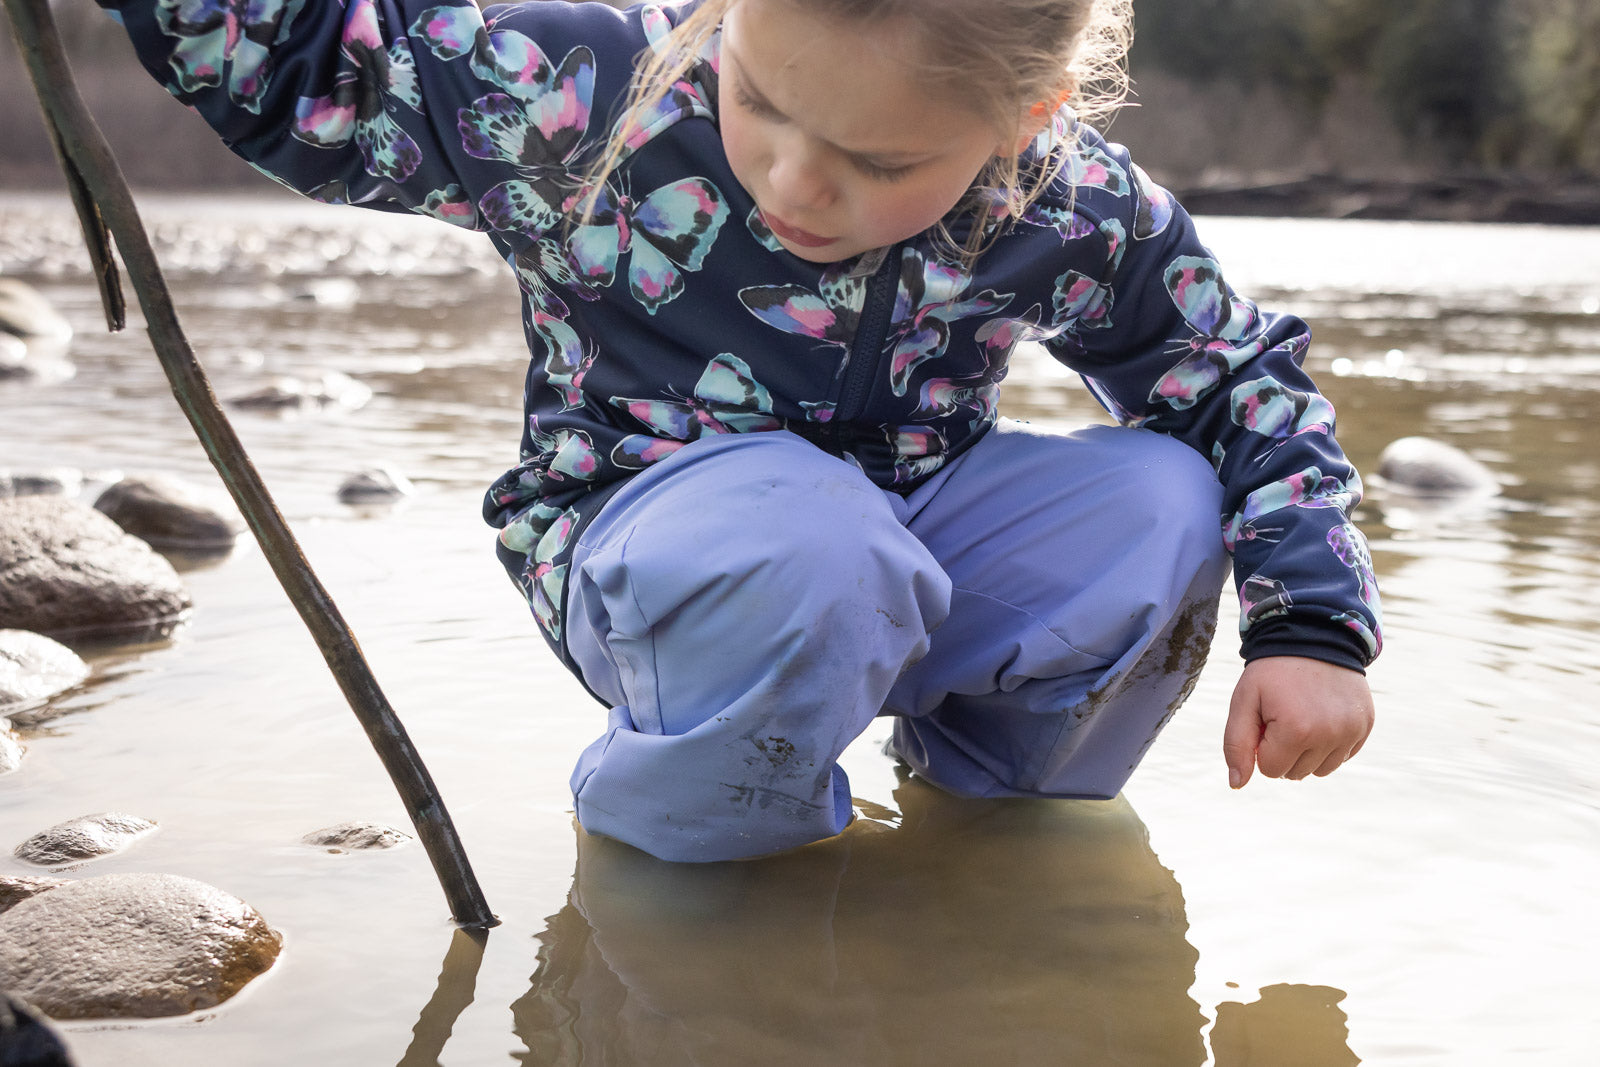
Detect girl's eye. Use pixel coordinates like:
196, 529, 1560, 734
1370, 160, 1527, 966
734, 85, 782, 121
855, 159, 914, 183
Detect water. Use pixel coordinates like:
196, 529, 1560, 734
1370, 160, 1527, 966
3, 192, 1598, 1065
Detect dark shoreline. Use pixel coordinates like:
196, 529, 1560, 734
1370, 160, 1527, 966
1161, 172, 1600, 226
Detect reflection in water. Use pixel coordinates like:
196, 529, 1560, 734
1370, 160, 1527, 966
513, 778, 1201, 1065
1211, 984, 1359, 1066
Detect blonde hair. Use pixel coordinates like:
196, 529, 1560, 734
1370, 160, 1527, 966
584, 0, 1133, 262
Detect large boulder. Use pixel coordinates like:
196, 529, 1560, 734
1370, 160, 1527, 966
13, 813, 158, 867
0, 721, 22, 775
0, 497, 191, 640
0, 630, 90, 713
93, 474, 244, 551
0, 873, 282, 1019
0, 876, 68, 916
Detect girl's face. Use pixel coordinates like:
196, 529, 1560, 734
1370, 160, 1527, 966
718, 0, 1013, 263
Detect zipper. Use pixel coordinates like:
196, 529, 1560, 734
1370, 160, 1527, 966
824, 243, 902, 454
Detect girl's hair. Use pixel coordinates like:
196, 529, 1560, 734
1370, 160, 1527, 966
582, 0, 1133, 262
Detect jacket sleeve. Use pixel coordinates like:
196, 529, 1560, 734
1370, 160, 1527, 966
1041, 137, 1382, 670
94, 0, 643, 231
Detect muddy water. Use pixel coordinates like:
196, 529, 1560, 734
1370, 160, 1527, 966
2, 193, 1598, 1065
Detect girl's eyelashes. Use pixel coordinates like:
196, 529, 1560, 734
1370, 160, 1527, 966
853, 158, 915, 183
732, 71, 915, 183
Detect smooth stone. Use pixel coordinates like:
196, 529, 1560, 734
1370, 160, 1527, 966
337, 466, 415, 503
0, 721, 22, 775
302, 821, 413, 851
0, 496, 192, 641
0, 468, 84, 499
1376, 436, 1499, 497
13, 813, 158, 867
0, 876, 68, 916
0, 873, 282, 1019
228, 370, 371, 412
0, 630, 90, 713
93, 473, 245, 551
0, 279, 73, 343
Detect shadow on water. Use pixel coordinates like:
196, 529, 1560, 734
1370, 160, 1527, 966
398, 776, 1358, 1067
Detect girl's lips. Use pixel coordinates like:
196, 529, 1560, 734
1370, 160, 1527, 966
760, 210, 834, 248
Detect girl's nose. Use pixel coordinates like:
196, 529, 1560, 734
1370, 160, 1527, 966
767, 138, 834, 213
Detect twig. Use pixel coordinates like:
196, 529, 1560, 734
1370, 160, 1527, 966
2, 0, 497, 931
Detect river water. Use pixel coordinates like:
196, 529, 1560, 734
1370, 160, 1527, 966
2, 192, 1598, 1065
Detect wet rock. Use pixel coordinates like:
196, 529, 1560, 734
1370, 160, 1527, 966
0, 469, 84, 499
0, 631, 90, 713
1375, 436, 1499, 498
0, 496, 192, 641
228, 370, 371, 412
93, 474, 245, 551
0, 876, 67, 916
302, 821, 412, 851
0, 721, 21, 775
13, 813, 158, 867
0, 280, 73, 344
337, 466, 415, 504
0, 990, 78, 1067
0, 873, 282, 1019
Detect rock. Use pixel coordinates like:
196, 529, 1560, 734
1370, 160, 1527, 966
337, 466, 415, 503
0, 876, 67, 916
0, 280, 73, 344
302, 821, 413, 851
0, 721, 22, 775
228, 370, 371, 412
0, 496, 192, 641
0, 469, 84, 499
0, 990, 78, 1066
0, 630, 90, 713
13, 813, 158, 867
0, 873, 282, 1019
1376, 436, 1499, 498
93, 474, 244, 551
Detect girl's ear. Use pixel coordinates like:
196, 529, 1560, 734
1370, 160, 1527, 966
1014, 80, 1074, 153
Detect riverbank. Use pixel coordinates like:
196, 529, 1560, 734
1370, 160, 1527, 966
1161, 172, 1600, 226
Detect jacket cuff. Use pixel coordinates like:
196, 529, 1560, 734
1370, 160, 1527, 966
1240, 617, 1370, 673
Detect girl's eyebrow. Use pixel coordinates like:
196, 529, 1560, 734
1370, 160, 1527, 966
724, 45, 933, 166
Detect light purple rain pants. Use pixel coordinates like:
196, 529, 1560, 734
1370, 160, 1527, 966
564, 420, 1230, 861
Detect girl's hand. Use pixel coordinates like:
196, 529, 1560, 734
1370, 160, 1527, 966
1223, 657, 1375, 788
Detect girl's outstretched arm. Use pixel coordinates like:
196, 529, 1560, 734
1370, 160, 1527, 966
1222, 656, 1375, 788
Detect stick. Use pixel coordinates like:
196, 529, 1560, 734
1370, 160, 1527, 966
3, 0, 497, 932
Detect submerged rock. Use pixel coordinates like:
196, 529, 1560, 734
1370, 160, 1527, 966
0, 497, 192, 641
1375, 437, 1499, 498
93, 473, 245, 551
0, 873, 282, 1019
228, 370, 372, 412
13, 813, 158, 867
302, 821, 413, 851
0, 630, 90, 713
0, 876, 67, 915
337, 466, 415, 504
0, 469, 84, 499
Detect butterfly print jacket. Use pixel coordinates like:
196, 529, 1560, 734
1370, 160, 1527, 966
101, 0, 1382, 671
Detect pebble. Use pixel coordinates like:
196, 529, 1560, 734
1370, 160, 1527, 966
13, 813, 159, 867
93, 473, 245, 551
302, 820, 413, 851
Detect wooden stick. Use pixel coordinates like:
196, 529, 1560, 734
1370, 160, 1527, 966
3, 0, 497, 931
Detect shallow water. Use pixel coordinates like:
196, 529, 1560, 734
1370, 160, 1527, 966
2, 192, 1598, 1065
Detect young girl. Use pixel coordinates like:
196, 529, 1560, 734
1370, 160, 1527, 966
99, 0, 1379, 861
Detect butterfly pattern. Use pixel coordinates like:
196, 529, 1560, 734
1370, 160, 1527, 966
153, 0, 308, 112
114, 0, 1381, 660
292, 0, 424, 181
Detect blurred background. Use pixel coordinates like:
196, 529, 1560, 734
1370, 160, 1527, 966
3, 0, 1598, 221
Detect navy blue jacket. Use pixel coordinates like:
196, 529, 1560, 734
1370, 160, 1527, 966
101, 0, 1382, 669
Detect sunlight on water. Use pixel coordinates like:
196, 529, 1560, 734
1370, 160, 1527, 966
3, 194, 1598, 1064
